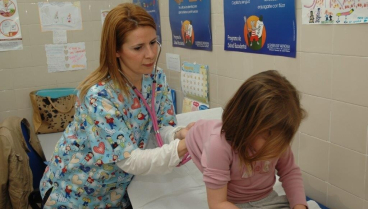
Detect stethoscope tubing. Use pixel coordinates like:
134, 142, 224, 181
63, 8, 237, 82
118, 41, 191, 166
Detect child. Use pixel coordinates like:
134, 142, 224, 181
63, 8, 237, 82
185, 70, 307, 209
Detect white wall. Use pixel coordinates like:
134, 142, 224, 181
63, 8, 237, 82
161, 1, 368, 209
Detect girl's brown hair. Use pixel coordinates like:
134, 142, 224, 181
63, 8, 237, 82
77, 3, 156, 100
222, 70, 306, 168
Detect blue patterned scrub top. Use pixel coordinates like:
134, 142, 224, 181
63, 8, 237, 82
40, 68, 177, 209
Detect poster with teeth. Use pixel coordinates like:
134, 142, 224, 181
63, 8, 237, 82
181, 61, 209, 104
224, 0, 296, 58
0, 0, 23, 51
169, 0, 212, 51
45, 42, 87, 73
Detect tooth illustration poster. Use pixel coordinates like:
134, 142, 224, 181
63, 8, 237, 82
38, 1, 83, 32
169, 0, 212, 51
224, 0, 296, 58
302, 0, 368, 24
0, 0, 23, 51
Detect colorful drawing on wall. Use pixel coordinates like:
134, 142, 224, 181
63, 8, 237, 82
302, 0, 368, 24
169, 0, 212, 51
224, 0, 296, 58
0, 0, 22, 51
0, 19, 18, 37
133, 0, 162, 43
38, 1, 83, 32
0, 0, 16, 17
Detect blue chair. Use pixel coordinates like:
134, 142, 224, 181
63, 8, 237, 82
21, 121, 46, 209
170, 89, 177, 114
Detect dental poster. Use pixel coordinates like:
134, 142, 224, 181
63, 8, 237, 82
0, 0, 23, 51
38, 1, 83, 32
169, 0, 212, 51
133, 0, 162, 43
224, 0, 296, 58
302, 0, 368, 24
181, 62, 209, 104
45, 42, 87, 73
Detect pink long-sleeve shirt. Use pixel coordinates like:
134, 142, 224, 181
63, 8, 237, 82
185, 119, 307, 209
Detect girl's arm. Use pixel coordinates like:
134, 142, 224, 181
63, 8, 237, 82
276, 147, 308, 209
206, 185, 240, 209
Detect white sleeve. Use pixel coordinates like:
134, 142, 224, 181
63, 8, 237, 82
160, 125, 185, 143
116, 139, 181, 175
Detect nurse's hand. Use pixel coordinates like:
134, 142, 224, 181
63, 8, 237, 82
177, 138, 188, 158
293, 205, 307, 209
175, 122, 195, 139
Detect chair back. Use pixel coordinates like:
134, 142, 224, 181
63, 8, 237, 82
21, 122, 46, 190
170, 89, 177, 114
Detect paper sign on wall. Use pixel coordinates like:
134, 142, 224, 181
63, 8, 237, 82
38, 1, 83, 32
182, 97, 209, 113
45, 42, 87, 73
166, 53, 181, 72
181, 61, 209, 104
53, 30, 67, 43
0, 0, 23, 51
101, 10, 109, 25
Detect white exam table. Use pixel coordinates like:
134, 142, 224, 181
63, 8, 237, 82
38, 107, 321, 209
127, 108, 321, 209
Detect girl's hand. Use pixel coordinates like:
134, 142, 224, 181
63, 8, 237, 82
177, 139, 188, 158
175, 122, 195, 139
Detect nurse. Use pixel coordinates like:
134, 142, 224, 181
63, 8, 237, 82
40, 3, 191, 209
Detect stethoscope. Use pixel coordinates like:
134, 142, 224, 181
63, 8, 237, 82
118, 40, 191, 166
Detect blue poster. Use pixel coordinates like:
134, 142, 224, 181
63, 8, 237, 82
169, 0, 212, 51
224, 0, 296, 58
134, 0, 162, 43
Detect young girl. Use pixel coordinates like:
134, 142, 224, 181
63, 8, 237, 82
185, 70, 307, 209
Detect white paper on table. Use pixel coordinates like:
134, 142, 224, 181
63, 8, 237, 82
53, 30, 67, 43
166, 53, 181, 72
